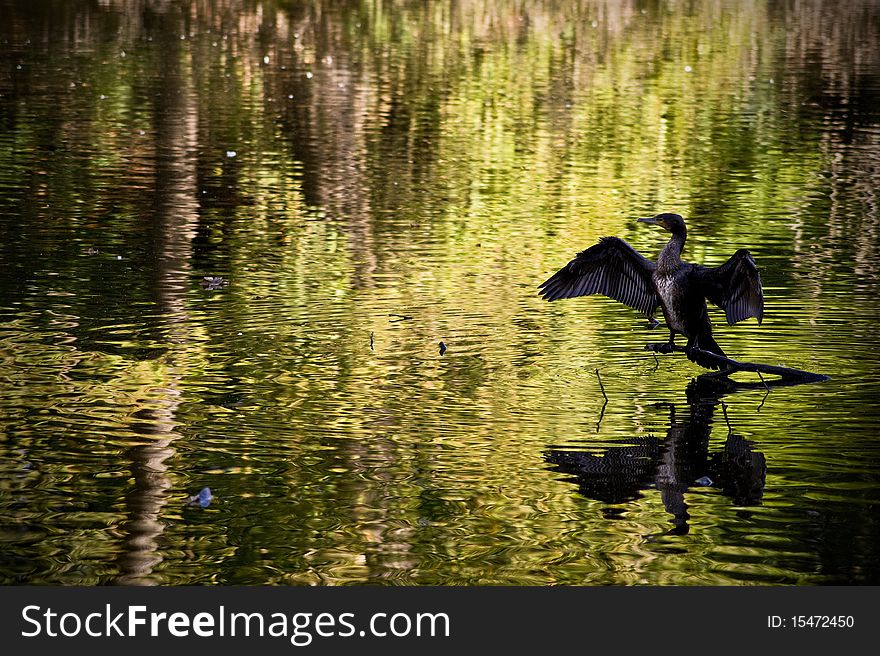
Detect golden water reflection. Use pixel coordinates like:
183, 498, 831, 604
0, 0, 878, 585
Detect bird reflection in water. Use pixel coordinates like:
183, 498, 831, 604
545, 375, 770, 535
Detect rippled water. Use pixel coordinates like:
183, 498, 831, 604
1, 0, 879, 585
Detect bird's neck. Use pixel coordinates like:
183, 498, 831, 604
657, 233, 686, 273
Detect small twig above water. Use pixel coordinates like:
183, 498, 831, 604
721, 401, 733, 434
596, 398, 608, 433
389, 313, 413, 322
370, 331, 374, 350
594, 368, 608, 433
651, 352, 659, 372
439, 341, 447, 355
756, 387, 770, 413
757, 371, 770, 390
594, 368, 608, 403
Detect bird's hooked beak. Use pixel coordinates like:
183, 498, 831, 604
637, 216, 659, 225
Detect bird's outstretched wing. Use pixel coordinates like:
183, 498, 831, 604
692, 249, 764, 325
538, 237, 659, 317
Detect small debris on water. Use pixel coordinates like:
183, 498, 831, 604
201, 276, 228, 290
439, 341, 447, 355
186, 487, 213, 508
226, 150, 237, 158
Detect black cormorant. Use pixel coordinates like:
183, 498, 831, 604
538, 213, 764, 369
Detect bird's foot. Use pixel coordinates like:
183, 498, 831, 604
645, 342, 674, 354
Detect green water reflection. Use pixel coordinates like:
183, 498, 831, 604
0, 0, 878, 585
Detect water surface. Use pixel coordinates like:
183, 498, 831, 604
1, 0, 879, 585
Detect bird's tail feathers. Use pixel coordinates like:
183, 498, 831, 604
686, 334, 726, 370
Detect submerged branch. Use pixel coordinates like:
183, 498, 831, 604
645, 343, 829, 384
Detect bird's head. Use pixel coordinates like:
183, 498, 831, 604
638, 213, 686, 236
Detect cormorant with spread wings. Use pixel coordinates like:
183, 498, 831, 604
538, 213, 764, 369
